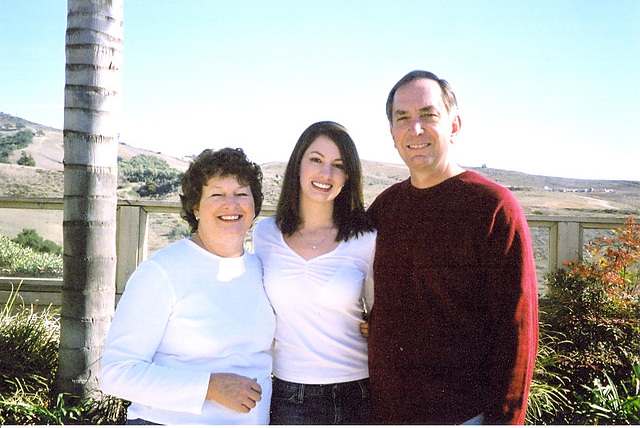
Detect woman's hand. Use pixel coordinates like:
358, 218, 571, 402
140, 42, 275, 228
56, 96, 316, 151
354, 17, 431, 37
360, 321, 369, 339
360, 304, 370, 339
206, 373, 262, 413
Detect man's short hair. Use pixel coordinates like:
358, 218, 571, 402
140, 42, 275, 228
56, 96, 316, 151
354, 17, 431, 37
386, 70, 458, 123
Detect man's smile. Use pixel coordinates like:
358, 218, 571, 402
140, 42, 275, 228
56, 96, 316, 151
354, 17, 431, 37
408, 143, 431, 149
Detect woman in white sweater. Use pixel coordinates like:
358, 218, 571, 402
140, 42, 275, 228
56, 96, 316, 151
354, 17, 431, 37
101, 148, 276, 425
253, 121, 376, 424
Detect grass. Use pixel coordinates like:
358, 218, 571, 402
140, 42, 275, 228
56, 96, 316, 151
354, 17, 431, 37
0, 284, 128, 424
525, 319, 572, 423
0, 283, 60, 424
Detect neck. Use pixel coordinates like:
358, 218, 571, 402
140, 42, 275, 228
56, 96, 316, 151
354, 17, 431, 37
299, 198, 334, 230
410, 163, 465, 189
192, 232, 244, 258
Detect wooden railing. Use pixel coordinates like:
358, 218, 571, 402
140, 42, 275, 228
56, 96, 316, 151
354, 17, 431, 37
0, 197, 630, 306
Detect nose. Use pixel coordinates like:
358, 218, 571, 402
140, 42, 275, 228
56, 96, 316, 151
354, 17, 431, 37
409, 118, 424, 136
319, 161, 333, 177
222, 194, 239, 207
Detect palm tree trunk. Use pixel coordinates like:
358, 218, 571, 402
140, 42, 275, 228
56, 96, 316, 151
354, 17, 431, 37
58, 0, 123, 398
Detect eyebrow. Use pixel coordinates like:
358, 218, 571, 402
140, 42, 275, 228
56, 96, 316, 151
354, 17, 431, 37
419, 106, 438, 113
394, 105, 438, 116
205, 183, 249, 190
308, 150, 343, 162
394, 105, 438, 115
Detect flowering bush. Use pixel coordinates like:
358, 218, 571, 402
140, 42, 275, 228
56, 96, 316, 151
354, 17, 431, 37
536, 215, 639, 424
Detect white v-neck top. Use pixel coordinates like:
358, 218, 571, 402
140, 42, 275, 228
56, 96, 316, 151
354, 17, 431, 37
253, 217, 375, 384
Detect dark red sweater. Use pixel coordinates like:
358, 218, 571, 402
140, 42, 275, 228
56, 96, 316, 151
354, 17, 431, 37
367, 171, 538, 424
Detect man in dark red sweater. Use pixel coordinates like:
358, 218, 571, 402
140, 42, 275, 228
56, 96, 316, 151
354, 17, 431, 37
366, 70, 538, 424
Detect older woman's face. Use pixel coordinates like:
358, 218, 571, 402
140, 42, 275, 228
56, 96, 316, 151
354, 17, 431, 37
194, 174, 255, 243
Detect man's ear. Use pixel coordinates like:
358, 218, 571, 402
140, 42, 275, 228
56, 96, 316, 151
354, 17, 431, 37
451, 115, 461, 141
389, 123, 395, 146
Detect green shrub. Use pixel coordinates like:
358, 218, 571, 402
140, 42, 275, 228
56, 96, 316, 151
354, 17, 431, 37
0, 130, 34, 163
39, 239, 62, 255
525, 319, 572, 424
1, 392, 84, 425
0, 234, 62, 277
17, 151, 35, 167
12, 228, 62, 255
0, 286, 129, 424
168, 223, 191, 239
534, 215, 640, 424
573, 364, 640, 424
118, 154, 182, 198
546, 216, 639, 382
0, 286, 59, 397
0, 285, 59, 424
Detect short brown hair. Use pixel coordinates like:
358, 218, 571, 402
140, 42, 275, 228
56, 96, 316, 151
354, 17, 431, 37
180, 148, 263, 233
386, 70, 458, 123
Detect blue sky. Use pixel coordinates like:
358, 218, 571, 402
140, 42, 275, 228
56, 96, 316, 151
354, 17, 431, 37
1, 0, 638, 180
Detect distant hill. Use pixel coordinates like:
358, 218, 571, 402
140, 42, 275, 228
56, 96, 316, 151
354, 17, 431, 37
0, 112, 190, 172
1, 113, 638, 217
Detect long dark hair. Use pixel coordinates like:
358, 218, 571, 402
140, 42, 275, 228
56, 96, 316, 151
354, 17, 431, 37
275, 121, 374, 241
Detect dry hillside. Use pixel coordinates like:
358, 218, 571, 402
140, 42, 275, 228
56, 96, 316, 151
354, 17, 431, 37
1, 112, 638, 216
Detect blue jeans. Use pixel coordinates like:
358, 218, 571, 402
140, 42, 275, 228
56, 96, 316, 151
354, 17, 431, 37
270, 377, 371, 425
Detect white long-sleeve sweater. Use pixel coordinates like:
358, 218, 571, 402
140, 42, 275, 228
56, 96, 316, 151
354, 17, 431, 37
100, 238, 276, 425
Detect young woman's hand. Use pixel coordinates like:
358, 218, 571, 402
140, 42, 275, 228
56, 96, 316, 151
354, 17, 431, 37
360, 321, 369, 339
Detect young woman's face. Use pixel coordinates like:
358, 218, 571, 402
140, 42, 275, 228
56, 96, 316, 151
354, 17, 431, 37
298, 135, 347, 205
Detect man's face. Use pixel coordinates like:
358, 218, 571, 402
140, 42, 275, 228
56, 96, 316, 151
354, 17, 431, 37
389, 78, 460, 176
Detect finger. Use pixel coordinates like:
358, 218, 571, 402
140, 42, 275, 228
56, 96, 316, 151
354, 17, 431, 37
232, 391, 256, 413
250, 378, 262, 395
246, 396, 258, 409
247, 387, 262, 403
241, 395, 258, 412
360, 321, 369, 338
228, 396, 251, 414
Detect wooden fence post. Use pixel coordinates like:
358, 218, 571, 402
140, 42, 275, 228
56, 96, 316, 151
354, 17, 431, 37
556, 220, 582, 268
115, 205, 148, 299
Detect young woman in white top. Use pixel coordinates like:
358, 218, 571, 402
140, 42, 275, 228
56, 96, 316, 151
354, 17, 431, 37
101, 148, 276, 425
253, 121, 376, 424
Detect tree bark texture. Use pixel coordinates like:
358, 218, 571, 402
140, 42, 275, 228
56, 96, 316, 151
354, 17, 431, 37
58, 0, 123, 399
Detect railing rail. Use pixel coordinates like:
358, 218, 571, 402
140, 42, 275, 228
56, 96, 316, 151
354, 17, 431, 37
0, 196, 631, 306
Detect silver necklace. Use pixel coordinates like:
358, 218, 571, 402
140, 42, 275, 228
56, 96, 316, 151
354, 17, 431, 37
298, 228, 331, 250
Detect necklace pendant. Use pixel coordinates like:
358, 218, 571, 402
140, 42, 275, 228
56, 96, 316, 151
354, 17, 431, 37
312, 245, 317, 250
